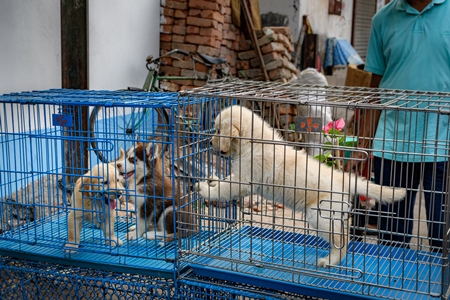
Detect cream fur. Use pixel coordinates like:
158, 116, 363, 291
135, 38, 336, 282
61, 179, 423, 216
195, 105, 406, 267
65, 151, 125, 253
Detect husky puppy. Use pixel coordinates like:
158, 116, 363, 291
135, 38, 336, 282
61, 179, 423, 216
117, 141, 179, 241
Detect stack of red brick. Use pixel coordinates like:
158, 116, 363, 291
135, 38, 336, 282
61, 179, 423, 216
160, 0, 241, 91
237, 27, 299, 82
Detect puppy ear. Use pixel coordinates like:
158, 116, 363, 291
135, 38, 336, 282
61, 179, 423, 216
111, 148, 125, 164
218, 119, 240, 153
231, 124, 241, 138
146, 142, 162, 161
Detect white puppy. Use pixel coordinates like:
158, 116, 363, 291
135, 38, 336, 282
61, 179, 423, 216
195, 105, 406, 267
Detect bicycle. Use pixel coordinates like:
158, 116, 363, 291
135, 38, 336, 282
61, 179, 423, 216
89, 49, 232, 163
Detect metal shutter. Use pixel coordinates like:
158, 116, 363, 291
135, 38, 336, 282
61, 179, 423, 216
352, 0, 377, 62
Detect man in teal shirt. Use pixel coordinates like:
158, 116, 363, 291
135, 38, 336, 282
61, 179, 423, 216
354, 0, 449, 250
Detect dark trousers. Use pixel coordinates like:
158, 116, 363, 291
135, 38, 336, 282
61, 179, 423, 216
369, 157, 448, 249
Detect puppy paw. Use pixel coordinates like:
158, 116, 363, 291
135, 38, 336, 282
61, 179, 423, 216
358, 195, 376, 209
143, 231, 157, 240
128, 225, 136, 231
126, 231, 138, 240
113, 238, 123, 247
194, 181, 210, 198
105, 238, 123, 247
64, 243, 79, 254
208, 175, 219, 187
317, 257, 330, 268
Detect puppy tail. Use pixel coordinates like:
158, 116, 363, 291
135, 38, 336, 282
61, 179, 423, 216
346, 174, 406, 204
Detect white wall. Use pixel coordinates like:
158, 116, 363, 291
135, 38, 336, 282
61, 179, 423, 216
0, 0, 61, 95
0, 1, 160, 94
88, 0, 160, 90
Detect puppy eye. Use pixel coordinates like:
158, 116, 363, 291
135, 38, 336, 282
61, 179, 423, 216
102, 180, 109, 185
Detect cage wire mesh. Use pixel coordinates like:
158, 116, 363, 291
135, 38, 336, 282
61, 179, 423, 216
0, 89, 190, 278
0, 256, 323, 300
176, 79, 450, 300
0, 256, 175, 299
178, 270, 325, 300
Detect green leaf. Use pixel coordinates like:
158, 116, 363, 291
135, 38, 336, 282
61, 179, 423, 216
345, 140, 358, 147
327, 128, 341, 135
314, 154, 327, 163
289, 123, 296, 131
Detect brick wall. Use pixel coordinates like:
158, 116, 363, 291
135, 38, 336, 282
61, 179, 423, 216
160, 0, 241, 91
160, 1, 301, 141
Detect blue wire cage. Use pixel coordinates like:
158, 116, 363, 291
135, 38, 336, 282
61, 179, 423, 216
0, 89, 185, 279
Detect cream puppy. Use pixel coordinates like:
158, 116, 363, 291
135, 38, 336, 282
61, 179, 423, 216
65, 156, 125, 252
195, 105, 406, 267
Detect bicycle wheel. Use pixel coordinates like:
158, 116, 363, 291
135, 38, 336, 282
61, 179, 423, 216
89, 105, 169, 163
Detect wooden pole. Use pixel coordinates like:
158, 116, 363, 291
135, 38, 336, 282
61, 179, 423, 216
240, 0, 269, 81
61, 0, 89, 182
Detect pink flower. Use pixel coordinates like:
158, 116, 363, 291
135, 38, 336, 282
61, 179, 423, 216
335, 118, 345, 131
323, 122, 333, 134
323, 118, 345, 134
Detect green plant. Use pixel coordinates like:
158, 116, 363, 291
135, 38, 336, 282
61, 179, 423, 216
314, 118, 356, 169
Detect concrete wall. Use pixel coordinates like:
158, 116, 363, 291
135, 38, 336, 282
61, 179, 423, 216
89, 0, 160, 90
0, 0, 61, 95
0, 1, 160, 94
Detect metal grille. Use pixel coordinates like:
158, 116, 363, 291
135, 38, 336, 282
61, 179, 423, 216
176, 79, 450, 300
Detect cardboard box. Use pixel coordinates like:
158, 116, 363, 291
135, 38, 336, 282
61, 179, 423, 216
345, 64, 372, 87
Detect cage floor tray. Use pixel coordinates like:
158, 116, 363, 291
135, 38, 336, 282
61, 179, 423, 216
187, 226, 442, 300
0, 212, 189, 278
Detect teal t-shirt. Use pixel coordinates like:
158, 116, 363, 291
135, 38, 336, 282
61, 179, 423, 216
364, 0, 450, 162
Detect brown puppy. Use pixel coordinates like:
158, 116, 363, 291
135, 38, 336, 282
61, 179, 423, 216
117, 140, 179, 242
65, 154, 125, 253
